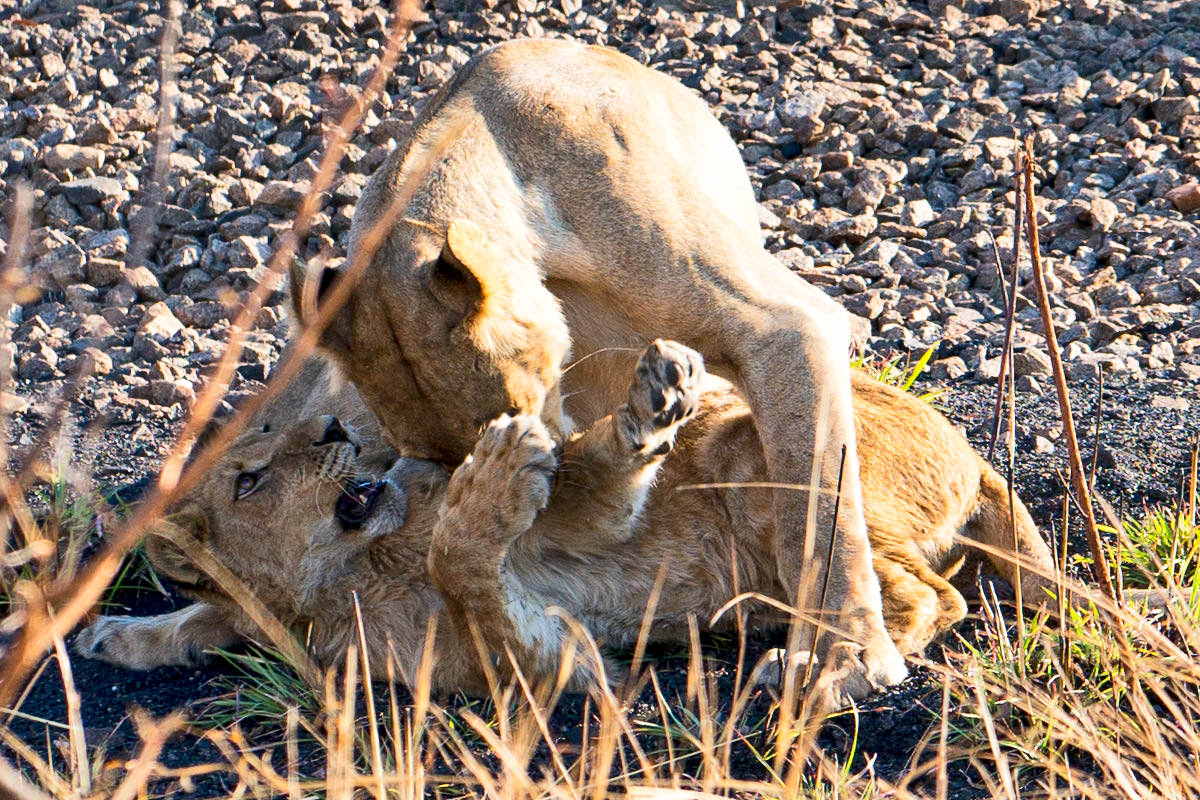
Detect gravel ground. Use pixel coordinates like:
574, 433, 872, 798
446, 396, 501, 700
2, 0, 1199, 794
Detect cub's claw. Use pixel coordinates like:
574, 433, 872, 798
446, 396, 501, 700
620, 339, 705, 456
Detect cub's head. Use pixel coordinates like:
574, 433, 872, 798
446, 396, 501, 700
291, 218, 571, 465
146, 415, 419, 616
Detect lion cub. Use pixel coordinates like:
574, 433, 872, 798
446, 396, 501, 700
78, 342, 1059, 693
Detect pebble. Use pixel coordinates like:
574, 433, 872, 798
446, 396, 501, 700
137, 303, 184, 342
58, 177, 126, 205
0, 0, 1194, 428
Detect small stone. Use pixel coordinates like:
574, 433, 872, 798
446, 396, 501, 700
823, 214, 877, 246
1165, 183, 1200, 214
59, 177, 126, 205
38, 244, 86, 289
123, 266, 166, 302
98, 68, 119, 89
78, 119, 116, 146
842, 292, 885, 319
138, 302, 184, 341
256, 180, 309, 210
847, 174, 887, 213
40, 52, 66, 78
1013, 348, 1052, 377
174, 301, 227, 328
1093, 283, 1140, 308
930, 356, 969, 381
81, 346, 113, 375
131, 379, 196, 408
45, 144, 106, 172
80, 228, 130, 259
901, 199, 935, 227
86, 258, 124, 287
998, 0, 1039, 23
1151, 96, 1200, 125
821, 152, 854, 171
18, 342, 59, 381
1034, 435, 1055, 454
1085, 197, 1118, 231
226, 236, 271, 270
776, 92, 825, 144
1150, 395, 1189, 411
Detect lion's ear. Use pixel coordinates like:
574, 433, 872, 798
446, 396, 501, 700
289, 258, 341, 327
431, 219, 513, 323
144, 504, 211, 589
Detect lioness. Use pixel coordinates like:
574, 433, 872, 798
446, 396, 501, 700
78, 342, 1065, 697
296, 37, 905, 705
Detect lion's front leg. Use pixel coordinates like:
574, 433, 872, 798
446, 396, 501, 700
564, 249, 908, 708
428, 415, 591, 688
74, 603, 242, 669
534, 339, 704, 553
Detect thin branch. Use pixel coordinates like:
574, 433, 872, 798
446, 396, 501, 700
1021, 137, 1117, 605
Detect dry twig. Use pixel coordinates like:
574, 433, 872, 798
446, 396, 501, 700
1020, 137, 1117, 604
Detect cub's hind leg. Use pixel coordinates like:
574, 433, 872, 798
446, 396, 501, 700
535, 339, 704, 552
75, 603, 242, 669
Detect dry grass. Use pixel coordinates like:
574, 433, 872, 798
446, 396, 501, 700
2, 9, 1200, 800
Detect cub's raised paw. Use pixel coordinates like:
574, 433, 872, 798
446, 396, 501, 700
441, 414, 558, 539
620, 339, 705, 457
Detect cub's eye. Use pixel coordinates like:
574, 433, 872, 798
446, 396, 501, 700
234, 472, 260, 500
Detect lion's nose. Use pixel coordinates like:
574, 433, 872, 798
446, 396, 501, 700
319, 417, 350, 445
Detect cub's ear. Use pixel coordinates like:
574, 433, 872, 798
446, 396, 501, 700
144, 504, 211, 590
431, 219, 513, 325
288, 257, 341, 327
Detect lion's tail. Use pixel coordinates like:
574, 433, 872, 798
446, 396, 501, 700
965, 459, 1061, 608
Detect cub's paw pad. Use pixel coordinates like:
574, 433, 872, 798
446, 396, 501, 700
444, 414, 558, 530
622, 339, 705, 455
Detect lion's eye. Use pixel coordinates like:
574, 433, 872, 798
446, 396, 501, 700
234, 472, 260, 500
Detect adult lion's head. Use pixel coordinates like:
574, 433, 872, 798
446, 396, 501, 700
293, 216, 571, 466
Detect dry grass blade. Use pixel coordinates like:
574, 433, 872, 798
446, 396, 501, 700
49, 622, 88, 797
987, 150, 1024, 463
0, 0, 424, 708
1021, 136, 1117, 604
0, 755, 56, 800
109, 712, 187, 800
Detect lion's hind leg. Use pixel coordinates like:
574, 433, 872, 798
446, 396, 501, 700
74, 602, 242, 669
874, 547, 968, 656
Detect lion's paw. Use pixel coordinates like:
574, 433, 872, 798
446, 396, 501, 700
620, 339, 705, 457
442, 414, 558, 539
74, 616, 182, 670
754, 640, 905, 719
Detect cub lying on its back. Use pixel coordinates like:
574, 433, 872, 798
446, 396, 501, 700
78, 342, 1062, 692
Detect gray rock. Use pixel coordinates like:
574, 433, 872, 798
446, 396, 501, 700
1013, 348, 1053, 377
256, 180, 308, 210
138, 302, 184, 342
901, 199, 935, 228
59, 177, 126, 205
777, 92, 825, 144
38, 244, 87, 289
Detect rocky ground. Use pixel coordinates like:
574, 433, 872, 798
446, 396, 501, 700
1, 0, 1199, 794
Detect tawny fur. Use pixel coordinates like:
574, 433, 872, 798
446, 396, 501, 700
293, 37, 906, 704
77, 345, 1075, 696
